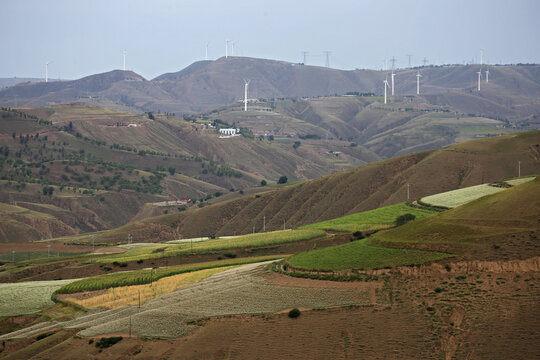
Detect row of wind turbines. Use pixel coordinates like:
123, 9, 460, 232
383, 70, 423, 104
383, 66, 491, 104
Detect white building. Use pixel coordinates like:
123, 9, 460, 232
219, 128, 239, 136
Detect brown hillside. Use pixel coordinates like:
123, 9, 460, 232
93, 131, 539, 242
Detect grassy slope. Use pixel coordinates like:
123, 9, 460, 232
374, 177, 540, 246
286, 177, 539, 271
96, 131, 538, 241
300, 202, 436, 232
287, 239, 450, 271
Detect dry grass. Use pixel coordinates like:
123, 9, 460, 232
62, 266, 233, 309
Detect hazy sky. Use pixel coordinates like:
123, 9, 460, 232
1, 0, 539, 80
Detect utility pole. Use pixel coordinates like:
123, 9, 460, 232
263, 216, 266, 232
47, 244, 51, 257
92, 235, 95, 253
138, 289, 141, 308
301, 51, 308, 64
518, 161, 521, 177
407, 183, 410, 201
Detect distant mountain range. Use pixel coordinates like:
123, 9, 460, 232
1, 57, 539, 122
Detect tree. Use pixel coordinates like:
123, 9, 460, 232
278, 176, 288, 184
260, 179, 267, 186
395, 213, 416, 226
168, 167, 176, 175
293, 141, 301, 149
148, 112, 155, 120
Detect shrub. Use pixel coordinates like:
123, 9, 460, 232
95, 336, 123, 349
260, 179, 267, 186
277, 176, 288, 184
395, 213, 416, 226
288, 308, 301, 318
223, 252, 237, 259
36, 332, 54, 341
352, 231, 364, 240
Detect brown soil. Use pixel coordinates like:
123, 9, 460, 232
1, 260, 538, 359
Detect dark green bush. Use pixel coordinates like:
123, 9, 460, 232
395, 213, 416, 226
95, 336, 123, 349
288, 308, 301, 318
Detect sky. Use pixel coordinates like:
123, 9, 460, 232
1, 0, 539, 80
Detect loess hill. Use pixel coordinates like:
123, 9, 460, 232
79, 131, 540, 243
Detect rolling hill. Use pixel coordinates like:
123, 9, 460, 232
1, 57, 538, 122
62, 131, 540, 243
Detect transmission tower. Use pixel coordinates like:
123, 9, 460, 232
390, 56, 397, 70
324, 51, 332, 67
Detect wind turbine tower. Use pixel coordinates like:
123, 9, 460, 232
416, 71, 422, 95
45, 62, 50, 83
476, 71, 482, 91
391, 71, 396, 96
422, 57, 428, 66
123, 50, 126, 71
407, 54, 412, 68
225, 40, 229, 58
244, 80, 250, 111
383, 77, 389, 104
301, 51, 308, 64
485, 69, 489, 83
205, 43, 209, 60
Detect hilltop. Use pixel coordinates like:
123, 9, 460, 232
1, 57, 538, 121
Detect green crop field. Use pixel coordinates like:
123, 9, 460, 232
505, 176, 536, 186
97, 229, 325, 263
287, 239, 451, 271
56, 255, 284, 294
300, 203, 436, 232
0, 279, 77, 316
420, 184, 505, 208
0, 251, 90, 262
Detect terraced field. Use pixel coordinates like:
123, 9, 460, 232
287, 239, 451, 271
97, 229, 325, 263
0, 261, 379, 339
420, 184, 505, 208
300, 203, 436, 232
0, 279, 77, 316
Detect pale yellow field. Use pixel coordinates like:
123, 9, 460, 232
63, 266, 233, 309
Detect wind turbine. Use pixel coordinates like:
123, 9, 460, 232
45, 61, 51, 83
416, 71, 422, 95
383, 76, 389, 104
485, 69, 489, 83
123, 50, 126, 71
244, 79, 250, 111
476, 70, 482, 91
391, 71, 396, 96
205, 42, 209, 60
225, 40, 229, 58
